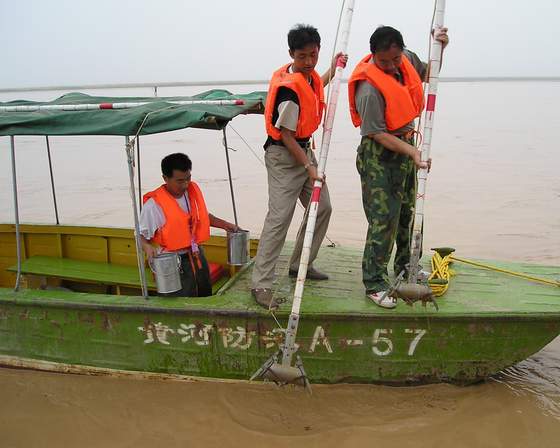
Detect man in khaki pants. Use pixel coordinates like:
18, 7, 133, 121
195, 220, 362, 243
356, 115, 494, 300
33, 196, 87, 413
251, 24, 347, 309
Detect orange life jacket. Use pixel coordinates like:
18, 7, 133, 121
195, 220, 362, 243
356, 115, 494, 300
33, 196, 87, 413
264, 64, 325, 140
348, 54, 424, 131
143, 181, 210, 251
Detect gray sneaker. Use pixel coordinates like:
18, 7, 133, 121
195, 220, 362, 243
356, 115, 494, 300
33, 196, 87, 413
251, 288, 279, 310
288, 266, 329, 280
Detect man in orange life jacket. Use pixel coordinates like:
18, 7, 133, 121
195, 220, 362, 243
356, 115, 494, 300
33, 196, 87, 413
251, 24, 347, 309
348, 26, 448, 309
139, 153, 239, 297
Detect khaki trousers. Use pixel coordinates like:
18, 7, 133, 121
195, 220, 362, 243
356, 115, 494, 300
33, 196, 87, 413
251, 144, 332, 289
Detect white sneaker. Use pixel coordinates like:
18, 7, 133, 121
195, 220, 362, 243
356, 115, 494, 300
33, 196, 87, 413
367, 291, 397, 309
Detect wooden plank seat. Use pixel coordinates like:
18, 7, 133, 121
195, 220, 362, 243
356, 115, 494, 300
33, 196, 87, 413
7, 255, 227, 295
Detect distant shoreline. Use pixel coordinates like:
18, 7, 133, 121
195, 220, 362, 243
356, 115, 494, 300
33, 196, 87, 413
1, 77, 559, 94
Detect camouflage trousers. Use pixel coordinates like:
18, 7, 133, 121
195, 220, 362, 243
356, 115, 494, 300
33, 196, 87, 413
356, 136, 416, 293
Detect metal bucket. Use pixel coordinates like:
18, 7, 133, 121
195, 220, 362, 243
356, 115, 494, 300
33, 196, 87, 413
227, 230, 249, 266
149, 253, 182, 294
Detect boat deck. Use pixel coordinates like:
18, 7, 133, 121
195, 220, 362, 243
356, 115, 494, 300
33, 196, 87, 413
1, 245, 559, 318
224, 245, 560, 317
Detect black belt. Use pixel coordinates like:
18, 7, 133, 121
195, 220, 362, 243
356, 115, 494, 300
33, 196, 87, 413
264, 137, 311, 150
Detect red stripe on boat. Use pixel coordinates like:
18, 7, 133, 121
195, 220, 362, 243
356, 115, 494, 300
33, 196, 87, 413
234, 100, 245, 105
311, 186, 322, 203
426, 94, 436, 112
99, 103, 113, 109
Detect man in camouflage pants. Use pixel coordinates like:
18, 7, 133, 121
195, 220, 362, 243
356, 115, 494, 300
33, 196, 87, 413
348, 26, 448, 308
356, 135, 416, 299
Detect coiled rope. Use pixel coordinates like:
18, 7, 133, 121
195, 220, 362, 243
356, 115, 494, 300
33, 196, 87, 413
428, 247, 560, 297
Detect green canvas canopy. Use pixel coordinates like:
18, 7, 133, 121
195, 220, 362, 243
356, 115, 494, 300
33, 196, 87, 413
0, 90, 266, 136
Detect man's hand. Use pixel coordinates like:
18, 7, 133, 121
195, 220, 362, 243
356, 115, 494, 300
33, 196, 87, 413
323, 52, 349, 86
140, 235, 158, 259
209, 213, 242, 232
224, 222, 241, 233
331, 52, 348, 71
307, 165, 325, 183
143, 244, 158, 259
433, 27, 449, 49
411, 150, 432, 171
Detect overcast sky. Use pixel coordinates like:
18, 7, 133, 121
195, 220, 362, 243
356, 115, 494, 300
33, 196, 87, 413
1, 0, 559, 88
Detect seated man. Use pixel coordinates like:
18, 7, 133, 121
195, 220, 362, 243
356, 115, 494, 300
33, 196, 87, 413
139, 153, 238, 297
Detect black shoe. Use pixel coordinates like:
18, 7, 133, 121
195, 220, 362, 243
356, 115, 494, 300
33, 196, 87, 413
251, 288, 279, 310
288, 266, 329, 280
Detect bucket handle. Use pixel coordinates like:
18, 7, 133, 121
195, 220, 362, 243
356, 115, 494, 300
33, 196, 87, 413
147, 254, 182, 274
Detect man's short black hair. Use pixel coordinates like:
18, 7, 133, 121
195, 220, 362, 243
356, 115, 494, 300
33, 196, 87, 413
161, 153, 192, 177
288, 24, 321, 51
369, 26, 405, 54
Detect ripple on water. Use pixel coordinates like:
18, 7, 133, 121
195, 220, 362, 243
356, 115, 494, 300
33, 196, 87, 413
492, 337, 560, 419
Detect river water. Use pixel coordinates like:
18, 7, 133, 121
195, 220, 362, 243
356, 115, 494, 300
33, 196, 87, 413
0, 81, 559, 446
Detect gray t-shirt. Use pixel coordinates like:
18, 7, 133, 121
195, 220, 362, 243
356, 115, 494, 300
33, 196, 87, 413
276, 100, 299, 132
354, 49, 427, 136
273, 64, 302, 132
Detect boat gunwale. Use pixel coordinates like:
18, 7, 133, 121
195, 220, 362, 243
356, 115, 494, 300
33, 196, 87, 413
1, 288, 560, 322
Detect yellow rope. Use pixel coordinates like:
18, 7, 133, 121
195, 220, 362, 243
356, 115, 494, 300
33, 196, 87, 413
428, 251, 454, 297
427, 250, 560, 298
450, 256, 560, 288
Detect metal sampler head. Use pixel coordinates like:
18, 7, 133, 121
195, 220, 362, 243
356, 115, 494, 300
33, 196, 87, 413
251, 353, 311, 392
394, 283, 439, 310
262, 363, 307, 387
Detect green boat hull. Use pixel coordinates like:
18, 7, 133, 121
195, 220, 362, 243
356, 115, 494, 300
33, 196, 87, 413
1, 225, 559, 384
0, 287, 558, 385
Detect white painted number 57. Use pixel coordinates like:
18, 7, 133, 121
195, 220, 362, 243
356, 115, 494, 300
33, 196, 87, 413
371, 328, 427, 357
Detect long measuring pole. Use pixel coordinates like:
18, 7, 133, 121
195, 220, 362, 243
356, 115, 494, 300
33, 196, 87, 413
280, 0, 355, 368
408, 0, 446, 284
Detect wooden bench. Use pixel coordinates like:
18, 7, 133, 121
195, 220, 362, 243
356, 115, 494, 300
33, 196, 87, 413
8, 255, 228, 295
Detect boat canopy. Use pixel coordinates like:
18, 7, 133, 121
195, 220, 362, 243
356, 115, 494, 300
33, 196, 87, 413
2, 88, 267, 297
0, 90, 266, 136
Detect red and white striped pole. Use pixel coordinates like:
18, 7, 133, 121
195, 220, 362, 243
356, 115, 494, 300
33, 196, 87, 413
408, 0, 446, 284
0, 99, 245, 112
280, 0, 355, 369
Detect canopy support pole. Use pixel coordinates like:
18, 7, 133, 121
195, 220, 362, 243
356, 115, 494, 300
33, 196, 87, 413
222, 126, 238, 226
10, 136, 22, 291
125, 137, 149, 299
136, 137, 142, 211
45, 136, 60, 225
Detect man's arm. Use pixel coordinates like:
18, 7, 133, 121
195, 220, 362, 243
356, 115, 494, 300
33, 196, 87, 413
423, 27, 449, 81
138, 199, 163, 259
280, 127, 322, 182
271, 94, 322, 182
370, 133, 428, 169
355, 82, 428, 169
209, 214, 239, 232
140, 235, 157, 259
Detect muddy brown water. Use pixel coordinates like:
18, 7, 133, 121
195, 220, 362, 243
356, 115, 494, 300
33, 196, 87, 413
0, 82, 559, 446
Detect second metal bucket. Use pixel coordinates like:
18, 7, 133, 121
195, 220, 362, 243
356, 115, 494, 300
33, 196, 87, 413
149, 252, 182, 294
227, 230, 249, 266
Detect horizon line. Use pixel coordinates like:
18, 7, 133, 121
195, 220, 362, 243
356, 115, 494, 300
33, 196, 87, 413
1, 76, 560, 94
